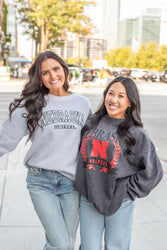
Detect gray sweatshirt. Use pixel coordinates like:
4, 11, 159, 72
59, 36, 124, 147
0, 93, 91, 180
75, 115, 163, 215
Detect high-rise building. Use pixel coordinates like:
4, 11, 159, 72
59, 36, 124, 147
102, 0, 121, 51
141, 8, 161, 44
118, 19, 133, 47
87, 38, 106, 61
118, 8, 161, 50
54, 35, 106, 61
160, 9, 167, 46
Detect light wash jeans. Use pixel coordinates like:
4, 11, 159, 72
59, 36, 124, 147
80, 195, 135, 250
26, 166, 79, 250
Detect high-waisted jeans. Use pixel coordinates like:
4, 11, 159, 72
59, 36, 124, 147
80, 195, 135, 250
26, 166, 79, 250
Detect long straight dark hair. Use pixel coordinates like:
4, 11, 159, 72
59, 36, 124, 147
9, 51, 69, 140
82, 76, 143, 150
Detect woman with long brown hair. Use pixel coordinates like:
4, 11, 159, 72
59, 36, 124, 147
0, 51, 91, 249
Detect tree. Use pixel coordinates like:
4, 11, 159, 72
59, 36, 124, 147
105, 42, 167, 72
137, 42, 159, 70
105, 47, 135, 68
16, 0, 95, 55
67, 56, 91, 68
159, 45, 167, 71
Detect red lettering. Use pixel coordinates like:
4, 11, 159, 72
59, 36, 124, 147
87, 165, 95, 170
91, 139, 109, 159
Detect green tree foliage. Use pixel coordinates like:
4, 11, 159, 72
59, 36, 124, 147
3, 3, 11, 43
67, 56, 91, 68
80, 56, 91, 68
105, 48, 120, 67
159, 45, 167, 71
16, 0, 95, 55
2, 3, 8, 37
105, 47, 136, 69
136, 42, 160, 70
105, 42, 167, 71
67, 57, 78, 65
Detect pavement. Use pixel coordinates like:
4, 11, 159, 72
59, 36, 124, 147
0, 78, 167, 250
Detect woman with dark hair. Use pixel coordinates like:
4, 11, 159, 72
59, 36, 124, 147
0, 51, 91, 249
75, 76, 163, 250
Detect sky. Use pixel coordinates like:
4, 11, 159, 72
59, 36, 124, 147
120, 0, 167, 20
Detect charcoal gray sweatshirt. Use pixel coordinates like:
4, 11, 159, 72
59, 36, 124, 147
0, 93, 91, 180
75, 115, 163, 215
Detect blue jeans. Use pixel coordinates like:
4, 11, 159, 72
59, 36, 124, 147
26, 167, 79, 250
80, 195, 135, 250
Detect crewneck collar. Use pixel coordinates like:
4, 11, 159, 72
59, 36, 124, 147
102, 115, 124, 125
46, 93, 74, 102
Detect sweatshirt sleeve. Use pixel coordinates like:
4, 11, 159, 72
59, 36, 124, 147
127, 129, 163, 200
0, 107, 28, 157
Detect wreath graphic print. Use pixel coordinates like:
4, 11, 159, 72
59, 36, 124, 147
81, 133, 121, 173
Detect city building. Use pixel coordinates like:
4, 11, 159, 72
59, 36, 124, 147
53, 35, 106, 62
141, 8, 161, 44
118, 8, 161, 50
118, 19, 133, 47
87, 38, 106, 61
102, 0, 121, 51
160, 9, 167, 46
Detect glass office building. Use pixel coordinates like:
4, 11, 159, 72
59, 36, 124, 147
118, 8, 161, 49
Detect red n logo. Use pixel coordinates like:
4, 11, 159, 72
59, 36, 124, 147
91, 139, 109, 159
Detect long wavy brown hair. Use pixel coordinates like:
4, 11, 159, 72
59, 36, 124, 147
82, 76, 143, 153
9, 51, 69, 140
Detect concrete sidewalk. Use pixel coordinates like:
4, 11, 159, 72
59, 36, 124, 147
0, 79, 167, 250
